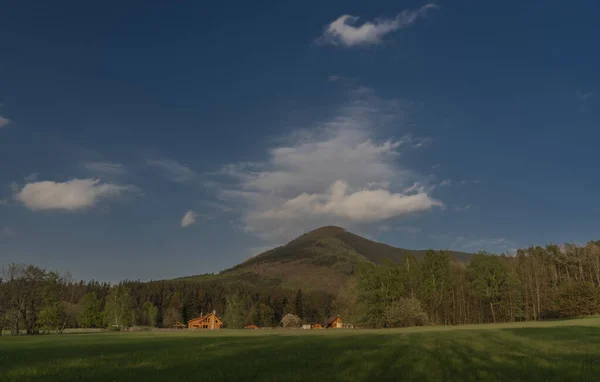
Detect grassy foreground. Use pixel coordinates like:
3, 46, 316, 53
1, 318, 600, 381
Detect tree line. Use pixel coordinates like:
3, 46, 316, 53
339, 241, 600, 327
2, 241, 599, 334
0, 265, 333, 335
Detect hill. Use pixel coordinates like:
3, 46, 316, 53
180, 226, 473, 292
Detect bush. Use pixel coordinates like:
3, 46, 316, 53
281, 313, 302, 328
384, 298, 428, 328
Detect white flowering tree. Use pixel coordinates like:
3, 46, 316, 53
281, 313, 302, 328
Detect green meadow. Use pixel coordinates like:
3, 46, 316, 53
2, 317, 600, 381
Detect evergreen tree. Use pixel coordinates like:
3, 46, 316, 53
294, 289, 304, 319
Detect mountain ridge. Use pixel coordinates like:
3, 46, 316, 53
180, 226, 474, 292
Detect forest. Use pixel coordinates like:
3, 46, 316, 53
1, 240, 599, 335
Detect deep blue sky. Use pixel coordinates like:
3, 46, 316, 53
1, 0, 599, 282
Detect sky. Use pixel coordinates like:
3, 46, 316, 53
1, 0, 599, 282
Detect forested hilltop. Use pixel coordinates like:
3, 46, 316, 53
1, 228, 599, 335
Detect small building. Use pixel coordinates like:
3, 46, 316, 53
172, 321, 186, 329
187, 310, 223, 329
311, 323, 323, 329
245, 324, 259, 329
324, 314, 342, 329
302, 324, 311, 330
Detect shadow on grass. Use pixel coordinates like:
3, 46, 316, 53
1, 326, 600, 381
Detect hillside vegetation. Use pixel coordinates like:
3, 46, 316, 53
181, 226, 473, 292
3, 228, 600, 334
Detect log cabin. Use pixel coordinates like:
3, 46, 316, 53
187, 310, 223, 329
324, 314, 342, 329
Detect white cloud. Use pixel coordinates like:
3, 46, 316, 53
440, 179, 451, 187
0, 116, 10, 128
432, 164, 440, 169
257, 180, 441, 222
216, 86, 443, 242
181, 210, 198, 228
147, 159, 196, 182
318, 4, 437, 47
16, 179, 134, 211
84, 162, 126, 175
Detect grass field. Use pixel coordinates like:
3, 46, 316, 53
1, 318, 600, 381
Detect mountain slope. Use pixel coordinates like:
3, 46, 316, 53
206, 226, 474, 292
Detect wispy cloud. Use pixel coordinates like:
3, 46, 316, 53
378, 224, 420, 234
432, 164, 440, 169
147, 159, 196, 183
575, 90, 594, 101
181, 210, 198, 228
453, 236, 513, 252
214, 86, 442, 242
440, 179, 451, 187
181, 210, 214, 228
23, 173, 38, 182
453, 204, 472, 212
0, 115, 10, 129
84, 161, 126, 175
16, 179, 136, 211
317, 4, 438, 47
197, 200, 233, 213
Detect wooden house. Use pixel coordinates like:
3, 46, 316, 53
172, 321, 186, 329
245, 324, 259, 329
310, 323, 323, 329
187, 310, 223, 329
324, 314, 342, 329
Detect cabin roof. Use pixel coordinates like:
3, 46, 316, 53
187, 312, 222, 323
323, 314, 340, 326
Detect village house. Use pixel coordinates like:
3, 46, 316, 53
172, 321, 186, 329
306, 314, 344, 329
324, 314, 343, 329
187, 310, 223, 329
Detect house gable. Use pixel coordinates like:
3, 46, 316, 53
187, 312, 223, 329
